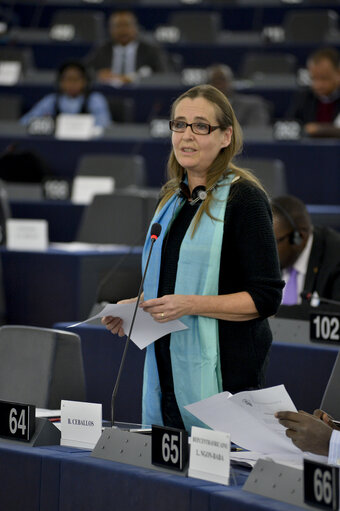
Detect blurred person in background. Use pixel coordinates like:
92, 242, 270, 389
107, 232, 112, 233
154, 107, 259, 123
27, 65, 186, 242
20, 61, 112, 128
288, 47, 340, 137
272, 195, 340, 307
207, 64, 271, 127
85, 10, 169, 84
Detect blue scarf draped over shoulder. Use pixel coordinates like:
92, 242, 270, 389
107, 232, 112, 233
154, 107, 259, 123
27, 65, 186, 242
141, 176, 232, 431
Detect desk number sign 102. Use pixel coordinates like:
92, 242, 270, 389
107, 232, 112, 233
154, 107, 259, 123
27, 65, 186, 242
310, 313, 340, 343
0, 401, 35, 441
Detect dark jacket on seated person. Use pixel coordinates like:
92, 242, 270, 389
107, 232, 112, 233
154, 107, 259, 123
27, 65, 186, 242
287, 88, 340, 125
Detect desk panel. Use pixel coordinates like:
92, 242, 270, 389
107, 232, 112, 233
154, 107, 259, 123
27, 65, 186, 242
1, 247, 141, 327
0, 441, 314, 511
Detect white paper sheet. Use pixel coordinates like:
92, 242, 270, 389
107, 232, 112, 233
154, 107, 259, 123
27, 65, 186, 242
68, 302, 188, 350
185, 385, 302, 455
230, 450, 329, 469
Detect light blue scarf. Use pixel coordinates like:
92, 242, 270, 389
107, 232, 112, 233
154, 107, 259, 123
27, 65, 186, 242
141, 176, 232, 431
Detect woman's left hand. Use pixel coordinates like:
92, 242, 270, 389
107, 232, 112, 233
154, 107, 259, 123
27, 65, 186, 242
140, 295, 192, 322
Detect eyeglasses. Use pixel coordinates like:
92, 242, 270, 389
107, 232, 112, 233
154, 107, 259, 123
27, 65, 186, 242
169, 120, 221, 135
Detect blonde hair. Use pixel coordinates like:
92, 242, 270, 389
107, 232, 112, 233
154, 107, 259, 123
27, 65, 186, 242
157, 84, 265, 232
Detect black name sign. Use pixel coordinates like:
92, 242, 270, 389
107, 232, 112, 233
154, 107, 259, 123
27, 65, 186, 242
310, 313, 340, 344
151, 425, 188, 472
304, 459, 339, 510
0, 401, 35, 441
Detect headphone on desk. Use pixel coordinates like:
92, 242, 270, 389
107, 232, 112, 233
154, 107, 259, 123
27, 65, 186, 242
271, 199, 303, 246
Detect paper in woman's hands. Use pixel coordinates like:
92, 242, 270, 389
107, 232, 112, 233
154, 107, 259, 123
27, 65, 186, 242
68, 302, 188, 350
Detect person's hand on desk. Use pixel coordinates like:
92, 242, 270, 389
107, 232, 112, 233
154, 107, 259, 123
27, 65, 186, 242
101, 295, 143, 337
275, 410, 333, 456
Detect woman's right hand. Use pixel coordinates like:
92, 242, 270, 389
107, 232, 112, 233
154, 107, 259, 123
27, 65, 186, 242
101, 296, 140, 337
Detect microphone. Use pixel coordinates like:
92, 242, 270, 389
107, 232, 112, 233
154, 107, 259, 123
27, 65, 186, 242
110, 222, 162, 426
300, 291, 340, 308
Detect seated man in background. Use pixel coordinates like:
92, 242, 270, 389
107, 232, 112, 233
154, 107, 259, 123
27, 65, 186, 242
20, 61, 112, 128
207, 63, 271, 126
276, 409, 340, 463
287, 47, 340, 138
85, 10, 169, 84
272, 195, 340, 307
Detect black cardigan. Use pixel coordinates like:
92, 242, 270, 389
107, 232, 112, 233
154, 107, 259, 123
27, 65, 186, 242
156, 178, 284, 404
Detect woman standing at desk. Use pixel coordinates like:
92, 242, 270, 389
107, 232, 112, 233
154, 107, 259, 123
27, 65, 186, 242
103, 84, 283, 430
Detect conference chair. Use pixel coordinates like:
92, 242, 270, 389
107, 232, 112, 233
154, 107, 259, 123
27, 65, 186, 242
168, 11, 222, 43
320, 350, 340, 420
106, 96, 135, 124
240, 53, 297, 80
75, 154, 147, 189
283, 9, 339, 43
49, 10, 106, 43
0, 325, 86, 409
76, 189, 159, 245
235, 157, 288, 198
0, 94, 22, 120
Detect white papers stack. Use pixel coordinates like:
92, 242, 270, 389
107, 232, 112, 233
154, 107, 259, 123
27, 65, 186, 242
185, 385, 328, 468
68, 302, 188, 350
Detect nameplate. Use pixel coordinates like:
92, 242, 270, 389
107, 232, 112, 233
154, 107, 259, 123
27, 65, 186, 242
154, 26, 180, 43
0, 400, 35, 441
181, 68, 207, 86
304, 459, 339, 510
49, 24, 75, 41
188, 426, 231, 485
55, 114, 95, 140
310, 313, 340, 344
71, 176, 115, 204
151, 425, 188, 472
150, 119, 170, 138
273, 121, 301, 140
6, 219, 48, 251
27, 116, 55, 136
0, 61, 21, 85
60, 400, 102, 449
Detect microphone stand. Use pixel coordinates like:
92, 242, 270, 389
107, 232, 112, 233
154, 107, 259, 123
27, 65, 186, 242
110, 231, 159, 426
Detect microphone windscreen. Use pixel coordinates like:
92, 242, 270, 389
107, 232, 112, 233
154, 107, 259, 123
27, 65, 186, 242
151, 222, 162, 239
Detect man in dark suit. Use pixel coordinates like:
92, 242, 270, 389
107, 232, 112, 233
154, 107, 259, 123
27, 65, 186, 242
272, 195, 340, 307
85, 10, 169, 84
207, 64, 271, 126
288, 47, 340, 138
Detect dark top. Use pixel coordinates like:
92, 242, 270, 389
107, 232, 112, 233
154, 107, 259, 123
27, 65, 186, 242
84, 39, 169, 73
155, 179, 284, 427
287, 88, 340, 124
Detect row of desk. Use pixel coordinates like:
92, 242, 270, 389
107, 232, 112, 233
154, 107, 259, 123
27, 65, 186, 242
5, 0, 339, 32
1, 441, 303, 511
51, 322, 339, 422
1, 123, 339, 204
0, 75, 297, 119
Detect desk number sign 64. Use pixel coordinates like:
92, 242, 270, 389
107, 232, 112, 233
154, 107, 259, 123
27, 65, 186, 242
0, 401, 35, 441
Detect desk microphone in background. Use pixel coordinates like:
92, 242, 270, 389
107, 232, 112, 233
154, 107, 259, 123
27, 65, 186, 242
301, 291, 340, 309
110, 222, 162, 426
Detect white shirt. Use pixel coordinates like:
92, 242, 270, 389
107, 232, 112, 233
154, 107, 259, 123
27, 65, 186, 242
328, 430, 340, 465
112, 41, 138, 75
282, 233, 313, 304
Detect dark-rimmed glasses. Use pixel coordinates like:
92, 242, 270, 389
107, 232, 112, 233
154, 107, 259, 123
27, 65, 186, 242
169, 120, 221, 135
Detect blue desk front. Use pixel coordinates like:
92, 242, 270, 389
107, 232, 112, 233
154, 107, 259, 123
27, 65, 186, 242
1, 246, 141, 327
1, 131, 339, 204
0, 442, 305, 511
55, 324, 339, 422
